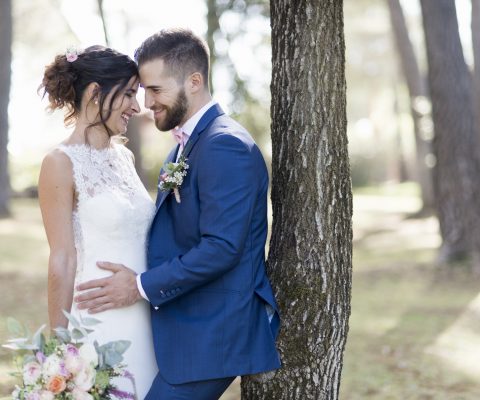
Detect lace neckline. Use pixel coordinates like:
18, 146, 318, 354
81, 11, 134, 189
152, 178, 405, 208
60, 142, 118, 152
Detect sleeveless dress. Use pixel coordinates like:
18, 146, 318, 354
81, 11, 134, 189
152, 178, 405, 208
58, 143, 158, 399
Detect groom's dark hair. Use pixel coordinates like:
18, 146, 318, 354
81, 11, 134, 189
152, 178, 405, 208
135, 28, 210, 88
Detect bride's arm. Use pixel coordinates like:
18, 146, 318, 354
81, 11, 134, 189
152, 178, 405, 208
38, 150, 76, 330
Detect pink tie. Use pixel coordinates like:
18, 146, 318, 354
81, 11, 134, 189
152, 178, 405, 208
172, 127, 187, 160
172, 127, 186, 146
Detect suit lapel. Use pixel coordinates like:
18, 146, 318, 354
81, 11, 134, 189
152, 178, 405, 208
154, 103, 225, 216
181, 103, 225, 159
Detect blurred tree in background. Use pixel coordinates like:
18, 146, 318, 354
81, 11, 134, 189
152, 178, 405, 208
387, 0, 433, 213
472, 0, 480, 134
420, 0, 480, 264
0, 0, 12, 217
242, 1, 352, 398
345, 0, 409, 188
205, 0, 271, 152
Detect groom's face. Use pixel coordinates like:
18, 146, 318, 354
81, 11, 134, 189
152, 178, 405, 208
139, 58, 189, 132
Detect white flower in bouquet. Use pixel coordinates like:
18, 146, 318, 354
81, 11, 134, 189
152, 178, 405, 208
42, 354, 63, 378
65, 352, 84, 375
38, 390, 55, 400
71, 387, 94, 400
73, 363, 96, 391
65, 354, 84, 375
79, 342, 98, 367
22, 361, 42, 385
24, 392, 40, 400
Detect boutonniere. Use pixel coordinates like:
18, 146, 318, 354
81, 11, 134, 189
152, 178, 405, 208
158, 156, 189, 203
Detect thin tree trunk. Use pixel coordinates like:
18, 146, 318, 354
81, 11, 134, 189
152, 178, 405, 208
206, 0, 219, 93
97, 0, 110, 46
242, 1, 352, 399
0, 0, 12, 217
387, 0, 434, 212
420, 0, 480, 263
94, 1, 147, 183
472, 0, 480, 136
125, 116, 147, 186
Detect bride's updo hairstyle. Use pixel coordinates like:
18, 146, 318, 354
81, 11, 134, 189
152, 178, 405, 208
40, 45, 138, 136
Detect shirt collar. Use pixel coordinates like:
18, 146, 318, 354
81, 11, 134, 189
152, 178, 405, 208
179, 99, 217, 139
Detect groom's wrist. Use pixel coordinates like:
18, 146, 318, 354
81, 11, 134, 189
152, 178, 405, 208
136, 273, 150, 301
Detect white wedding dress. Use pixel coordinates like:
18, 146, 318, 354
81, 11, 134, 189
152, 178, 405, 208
58, 143, 158, 399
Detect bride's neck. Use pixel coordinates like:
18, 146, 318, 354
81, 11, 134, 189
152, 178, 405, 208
71, 118, 112, 150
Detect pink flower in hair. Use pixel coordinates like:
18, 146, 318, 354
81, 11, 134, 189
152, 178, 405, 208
66, 46, 79, 62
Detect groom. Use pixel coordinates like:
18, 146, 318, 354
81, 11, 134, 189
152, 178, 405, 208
75, 28, 281, 399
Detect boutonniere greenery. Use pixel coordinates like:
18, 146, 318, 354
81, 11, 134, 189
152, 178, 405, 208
158, 156, 189, 203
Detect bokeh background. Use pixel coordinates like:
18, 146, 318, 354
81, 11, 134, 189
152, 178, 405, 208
2, 0, 480, 399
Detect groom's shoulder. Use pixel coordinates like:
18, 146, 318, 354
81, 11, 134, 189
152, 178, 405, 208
206, 114, 256, 147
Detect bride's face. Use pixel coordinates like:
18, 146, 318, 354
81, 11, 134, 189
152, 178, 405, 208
103, 76, 141, 135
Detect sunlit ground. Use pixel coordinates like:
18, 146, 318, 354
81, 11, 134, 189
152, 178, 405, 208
2, 184, 480, 398
342, 183, 480, 399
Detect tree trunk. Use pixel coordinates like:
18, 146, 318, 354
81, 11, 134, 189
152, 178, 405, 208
0, 0, 12, 217
125, 116, 147, 186
206, 0, 219, 93
97, 0, 110, 46
242, 1, 352, 399
420, 0, 480, 263
387, 0, 434, 212
472, 0, 480, 136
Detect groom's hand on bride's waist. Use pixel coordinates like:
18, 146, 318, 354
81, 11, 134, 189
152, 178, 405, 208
74, 262, 142, 313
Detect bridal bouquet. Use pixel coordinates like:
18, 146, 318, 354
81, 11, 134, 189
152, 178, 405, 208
3, 311, 135, 400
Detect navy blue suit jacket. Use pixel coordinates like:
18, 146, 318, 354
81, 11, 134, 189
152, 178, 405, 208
143, 104, 281, 384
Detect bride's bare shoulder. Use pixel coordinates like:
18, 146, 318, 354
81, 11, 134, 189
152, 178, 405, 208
39, 147, 73, 188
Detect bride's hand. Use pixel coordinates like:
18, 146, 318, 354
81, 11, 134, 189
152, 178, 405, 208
74, 262, 142, 313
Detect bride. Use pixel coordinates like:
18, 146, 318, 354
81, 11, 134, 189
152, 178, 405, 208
38, 45, 158, 397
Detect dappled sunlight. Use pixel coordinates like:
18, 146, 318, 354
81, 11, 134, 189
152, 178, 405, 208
353, 191, 440, 273
0, 199, 48, 276
343, 188, 480, 399
426, 292, 480, 380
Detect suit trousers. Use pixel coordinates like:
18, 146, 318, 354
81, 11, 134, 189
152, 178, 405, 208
144, 373, 235, 400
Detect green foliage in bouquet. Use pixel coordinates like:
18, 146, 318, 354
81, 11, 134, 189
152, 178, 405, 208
3, 311, 136, 400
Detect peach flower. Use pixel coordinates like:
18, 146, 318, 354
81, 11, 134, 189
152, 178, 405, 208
46, 375, 67, 394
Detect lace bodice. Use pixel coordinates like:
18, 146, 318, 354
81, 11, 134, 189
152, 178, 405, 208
58, 143, 155, 283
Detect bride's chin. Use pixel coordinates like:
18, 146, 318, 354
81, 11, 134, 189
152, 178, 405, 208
112, 126, 127, 136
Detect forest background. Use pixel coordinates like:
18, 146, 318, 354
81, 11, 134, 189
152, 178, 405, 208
1, 0, 480, 399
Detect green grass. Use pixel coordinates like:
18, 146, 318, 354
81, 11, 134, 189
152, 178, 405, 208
341, 191, 480, 399
0, 199, 49, 396
2, 190, 480, 399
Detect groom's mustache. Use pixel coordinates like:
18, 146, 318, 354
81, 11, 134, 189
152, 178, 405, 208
150, 105, 167, 112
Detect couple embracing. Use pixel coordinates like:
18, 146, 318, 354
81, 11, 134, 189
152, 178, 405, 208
38, 28, 281, 399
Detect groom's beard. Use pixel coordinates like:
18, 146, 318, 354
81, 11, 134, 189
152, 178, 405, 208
154, 89, 189, 132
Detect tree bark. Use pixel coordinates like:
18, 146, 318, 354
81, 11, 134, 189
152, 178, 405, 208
471, 0, 480, 136
242, 1, 352, 399
420, 0, 480, 262
387, 0, 434, 212
0, 0, 12, 217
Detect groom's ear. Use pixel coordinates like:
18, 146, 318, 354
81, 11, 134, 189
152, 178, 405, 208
187, 72, 204, 94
